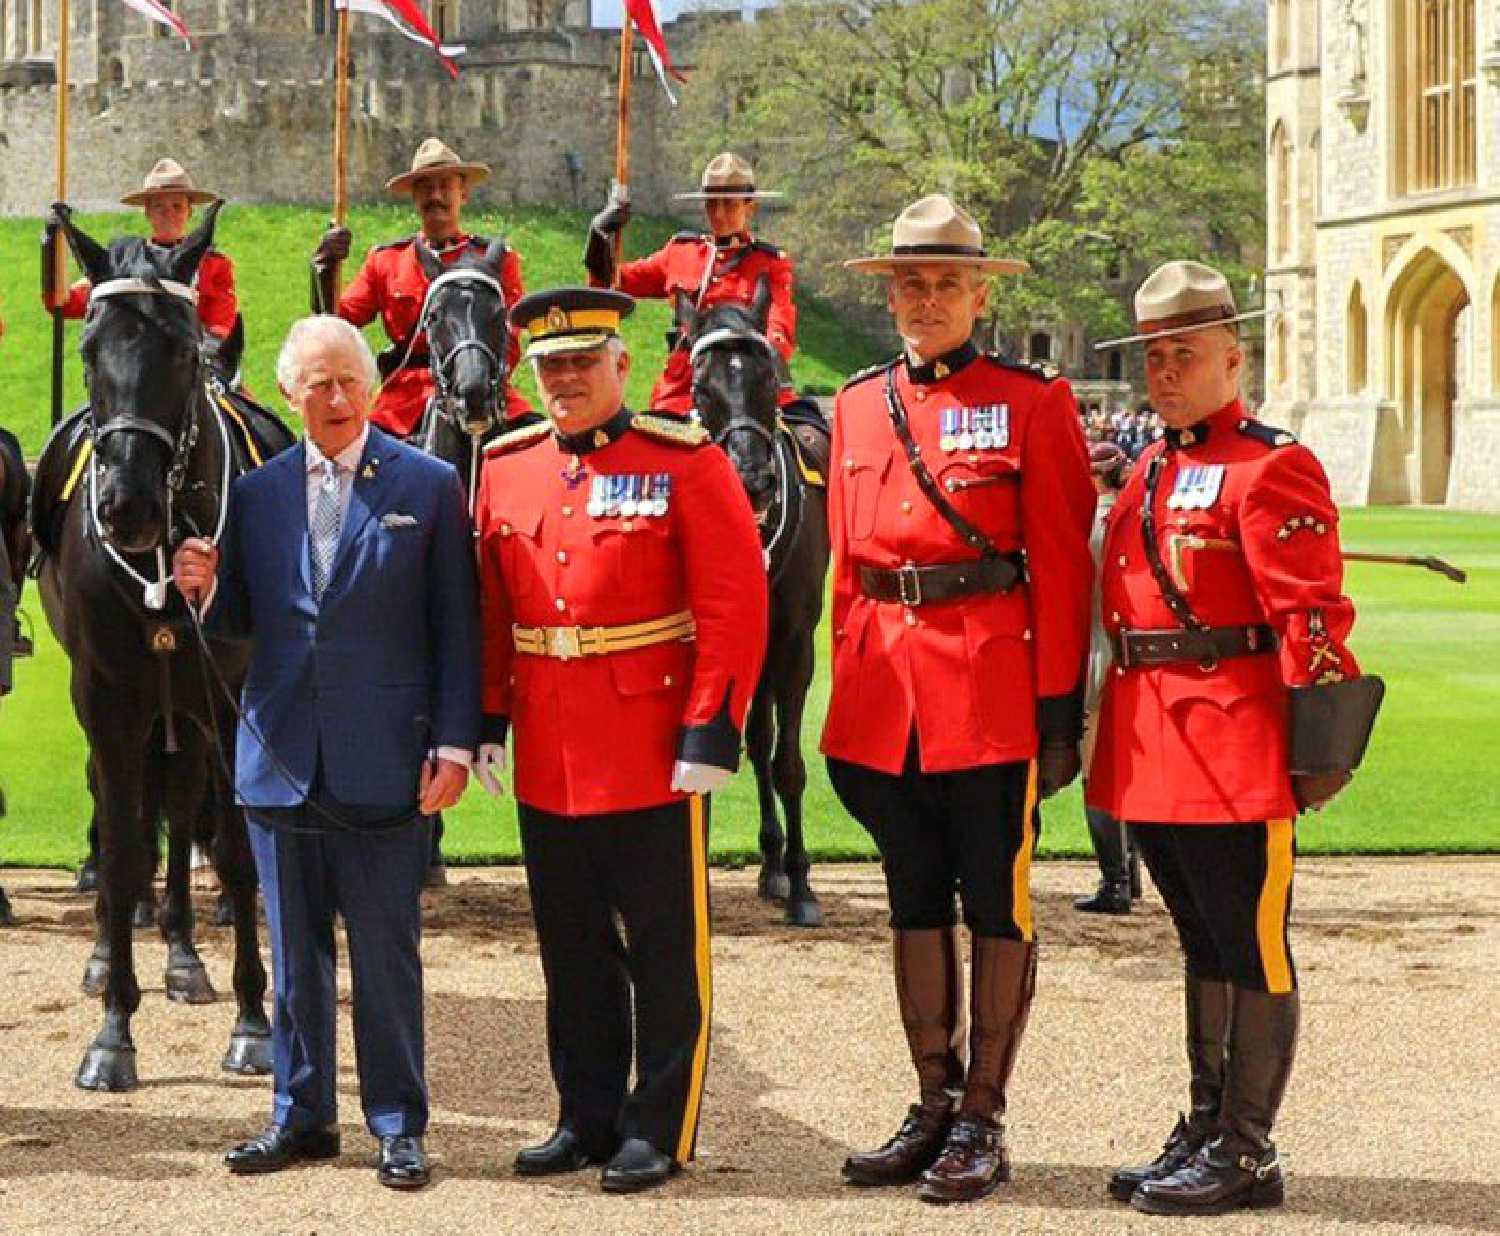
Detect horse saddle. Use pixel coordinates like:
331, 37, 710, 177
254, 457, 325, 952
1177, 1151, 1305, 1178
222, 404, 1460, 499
779, 418, 830, 490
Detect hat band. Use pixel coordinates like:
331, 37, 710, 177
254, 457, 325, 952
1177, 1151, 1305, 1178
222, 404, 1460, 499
1137, 305, 1237, 335
525, 308, 621, 337
891, 243, 987, 258
699, 183, 756, 196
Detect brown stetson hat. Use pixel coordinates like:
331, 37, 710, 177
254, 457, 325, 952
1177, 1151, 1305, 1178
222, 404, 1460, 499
385, 137, 492, 195
674, 151, 783, 202
120, 158, 218, 207
845, 194, 1029, 276
1094, 260, 1269, 350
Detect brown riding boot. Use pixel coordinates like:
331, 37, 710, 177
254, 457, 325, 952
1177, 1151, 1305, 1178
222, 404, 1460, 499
1133, 988, 1298, 1216
1108, 975, 1232, 1201
918, 937, 1035, 1204
842, 927, 965, 1186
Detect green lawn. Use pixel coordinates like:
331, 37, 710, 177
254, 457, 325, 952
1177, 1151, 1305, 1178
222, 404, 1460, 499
0, 203, 882, 453
1, 508, 1496, 870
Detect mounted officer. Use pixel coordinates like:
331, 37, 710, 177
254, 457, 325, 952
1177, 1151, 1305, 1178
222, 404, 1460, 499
1090, 261, 1382, 1216
311, 138, 534, 441
583, 151, 824, 433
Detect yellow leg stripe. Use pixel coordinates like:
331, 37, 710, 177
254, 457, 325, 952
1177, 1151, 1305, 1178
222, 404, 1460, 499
675, 793, 713, 1163
1257, 818, 1296, 995
1011, 760, 1039, 942
217, 395, 265, 467
60, 438, 94, 503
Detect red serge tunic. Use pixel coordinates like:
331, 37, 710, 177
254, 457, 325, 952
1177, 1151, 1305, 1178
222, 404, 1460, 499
59, 248, 238, 338
820, 345, 1096, 775
1087, 399, 1362, 824
474, 413, 769, 816
593, 232, 798, 414
336, 234, 533, 437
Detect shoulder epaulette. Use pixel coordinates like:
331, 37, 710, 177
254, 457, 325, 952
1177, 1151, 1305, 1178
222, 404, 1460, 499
371, 234, 418, 253
839, 356, 900, 393
482, 420, 552, 458
1235, 418, 1298, 449
987, 352, 1057, 382
632, 413, 710, 448
750, 239, 785, 258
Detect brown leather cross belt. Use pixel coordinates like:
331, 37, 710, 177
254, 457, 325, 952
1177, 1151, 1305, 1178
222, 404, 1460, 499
1112, 623, 1278, 670
859, 552, 1024, 607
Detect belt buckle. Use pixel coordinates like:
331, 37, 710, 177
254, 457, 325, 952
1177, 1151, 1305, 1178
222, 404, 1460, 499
897, 562, 923, 608
547, 626, 583, 660
1114, 630, 1134, 669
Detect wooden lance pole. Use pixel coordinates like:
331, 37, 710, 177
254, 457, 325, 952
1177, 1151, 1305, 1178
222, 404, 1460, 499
48, 0, 72, 427
611, 16, 636, 287
330, 3, 352, 302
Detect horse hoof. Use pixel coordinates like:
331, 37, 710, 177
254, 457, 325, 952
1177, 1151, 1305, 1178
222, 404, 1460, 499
75, 1044, 139, 1092
222, 1033, 273, 1075
132, 900, 158, 931
784, 897, 824, 929
165, 964, 217, 1005
758, 871, 791, 903
213, 896, 235, 927
81, 957, 110, 997
75, 863, 99, 894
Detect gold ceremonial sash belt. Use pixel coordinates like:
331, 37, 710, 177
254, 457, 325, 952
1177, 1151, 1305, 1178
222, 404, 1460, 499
512, 610, 697, 661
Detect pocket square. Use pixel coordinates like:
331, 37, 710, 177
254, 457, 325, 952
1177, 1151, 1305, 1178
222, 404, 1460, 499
380, 512, 420, 529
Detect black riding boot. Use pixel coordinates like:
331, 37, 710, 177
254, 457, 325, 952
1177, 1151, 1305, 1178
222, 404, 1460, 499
1109, 976, 1231, 1201
1075, 808, 1131, 914
1133, 988, 1298, 1215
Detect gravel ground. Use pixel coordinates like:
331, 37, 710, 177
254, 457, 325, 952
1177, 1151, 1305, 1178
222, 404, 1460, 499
1, 857, 1497, 1235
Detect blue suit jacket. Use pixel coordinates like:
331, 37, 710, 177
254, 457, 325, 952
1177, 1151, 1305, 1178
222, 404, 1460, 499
212, 426, 481, 808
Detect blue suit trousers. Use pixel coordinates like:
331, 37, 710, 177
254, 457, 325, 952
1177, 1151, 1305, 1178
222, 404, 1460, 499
247, 802, 432, 1138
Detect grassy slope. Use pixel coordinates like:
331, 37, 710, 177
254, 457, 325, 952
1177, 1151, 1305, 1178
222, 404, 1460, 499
2, 508, 1496, 869
0, 203, 882, 452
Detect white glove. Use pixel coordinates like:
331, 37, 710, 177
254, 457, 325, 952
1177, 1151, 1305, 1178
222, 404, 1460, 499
474, 743, 508, 798
671, 760, 732, 796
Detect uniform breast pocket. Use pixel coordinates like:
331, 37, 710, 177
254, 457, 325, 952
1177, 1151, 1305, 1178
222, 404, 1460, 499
935, 454, 1019, 537
486, 505, 546, 603
838, 448, 890, 541
589, 514, 676, 595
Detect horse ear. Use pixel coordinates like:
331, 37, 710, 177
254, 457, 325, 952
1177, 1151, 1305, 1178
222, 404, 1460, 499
415, 240, 445, 282
57, 210, 111, 286
482, 239, 507, 275
219, 314, 246, 374
170, 198, 224, 285
749, 274, 773, 332
674, 289, 697, 338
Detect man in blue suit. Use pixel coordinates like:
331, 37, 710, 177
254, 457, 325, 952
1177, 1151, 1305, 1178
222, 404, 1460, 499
174, 315, 479, 1190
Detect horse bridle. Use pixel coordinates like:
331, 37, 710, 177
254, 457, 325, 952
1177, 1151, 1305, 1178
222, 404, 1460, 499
693, 325, 802, 582
84, 277, 229, 610
422, 268, 508, 424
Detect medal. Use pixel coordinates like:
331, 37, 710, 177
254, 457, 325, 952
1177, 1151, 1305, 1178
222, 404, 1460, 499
604, 474, 624, 517
940, 409, 958, 453
620, 475, 639, 518
586, 474, 606, 518
650, 472, 670, 516
974, 408, 993, 450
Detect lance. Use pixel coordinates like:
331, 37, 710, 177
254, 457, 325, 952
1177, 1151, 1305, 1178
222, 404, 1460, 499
44, 0, 72, 428
1344, 550, 1467, 584
330, 2, 353, 303
611, 14, 636, 287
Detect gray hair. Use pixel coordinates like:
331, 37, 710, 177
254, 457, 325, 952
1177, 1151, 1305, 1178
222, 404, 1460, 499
276, 315, 379, 392
529, 334, 627, 383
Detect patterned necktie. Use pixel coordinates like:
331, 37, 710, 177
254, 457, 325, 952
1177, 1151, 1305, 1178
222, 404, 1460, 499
310, 458, 342, 602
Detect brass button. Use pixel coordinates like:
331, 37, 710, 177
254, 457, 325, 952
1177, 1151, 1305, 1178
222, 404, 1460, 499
903, 609, 917, 626
1117, 555, 1128, 567
562, 505, 573, 517
554, 598, 566, 612
1111, 611, 1121, 623
901, 500, 912, 514
622, 520, 634, 532
499, 523, 511, 537
663, 675, 674, 687
844, 457, 856, 470
1023, 629, 1032, 641
556, 550, 568, 564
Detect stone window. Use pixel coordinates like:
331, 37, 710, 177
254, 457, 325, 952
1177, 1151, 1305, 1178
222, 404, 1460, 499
1270, 0, 1290, 69
1271, 122, 1293, 260
311, 0, 335, 36
1028, 332, 1052, 362
431, 0, 455, 42
1396, 0, 1477, 193
27, 0, 44, 57
1273, 314, 1290, 391
107, 55, 125, 86
1347, 281, 1369, 393
1106, 350, 1124, 381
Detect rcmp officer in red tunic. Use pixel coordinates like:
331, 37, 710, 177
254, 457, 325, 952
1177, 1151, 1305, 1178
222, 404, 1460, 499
822, 196, 1095, 1203
1089, 261, 1383, 1216
472, 287, 768, 1193
584, 152, 821, 429
311, 138, 533, 439
44, 159, 239, 338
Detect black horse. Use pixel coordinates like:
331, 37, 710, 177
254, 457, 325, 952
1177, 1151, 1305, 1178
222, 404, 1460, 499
679, 281, 832, 927
0, 423, 29, 927
32, 202, 289, 1090
411, 238, 517, 513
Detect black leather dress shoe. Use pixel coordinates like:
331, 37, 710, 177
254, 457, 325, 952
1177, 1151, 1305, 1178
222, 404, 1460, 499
224, 1125, 340, 1175
377, 1135, 431, 1190
514, 1126, 611, 1176
600, 1138, 678, 1194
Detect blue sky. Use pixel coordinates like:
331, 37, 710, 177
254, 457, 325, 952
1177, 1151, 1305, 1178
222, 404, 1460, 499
589, 0, 774, 28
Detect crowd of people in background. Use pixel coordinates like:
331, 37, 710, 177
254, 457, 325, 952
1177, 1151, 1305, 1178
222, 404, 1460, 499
1081, 403, 1164, 459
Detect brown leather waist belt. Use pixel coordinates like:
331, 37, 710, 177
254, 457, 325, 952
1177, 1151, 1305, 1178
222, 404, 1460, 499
1112, 623, 1277, 670
512, 610, 696, 661
859, 552, 1024, 607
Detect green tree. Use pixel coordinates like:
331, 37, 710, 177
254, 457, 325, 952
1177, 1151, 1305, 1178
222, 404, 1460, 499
678, 0, 1265, 347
